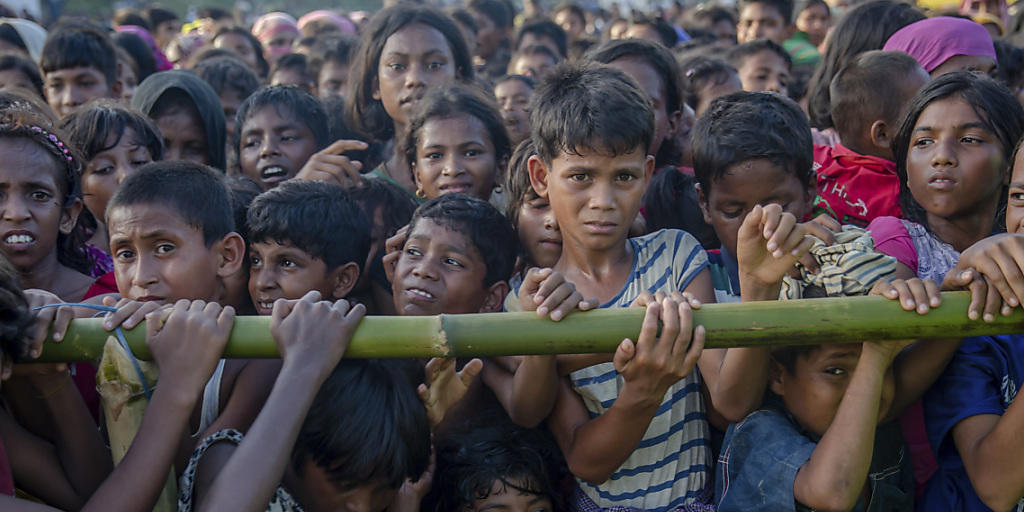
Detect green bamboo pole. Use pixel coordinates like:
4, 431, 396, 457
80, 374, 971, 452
34, 291, 1024, 362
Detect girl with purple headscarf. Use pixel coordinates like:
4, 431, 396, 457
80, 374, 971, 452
883, 16, 997, 77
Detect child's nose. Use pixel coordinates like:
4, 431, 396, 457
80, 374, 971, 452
0, 194, 30, 221
931, 138, 960, 167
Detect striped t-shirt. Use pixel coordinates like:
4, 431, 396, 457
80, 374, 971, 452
570, 229, 712, 511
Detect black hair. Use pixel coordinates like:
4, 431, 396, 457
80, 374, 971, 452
323, 94, 386, 172
643, 169, 720, 250
107, 161, 235, 247
213, 26, 269, 77
726, 38, 792, 71
805, 0, 924, 130
0, 24, 26, 54
224, 175, 261, 245
829, 50, 923, 148
292, 358, 430, 489
504, 138, 537, 225
197, 7, 232, 21
682, 5, 737, 34
402, 83, 511, 185
893, 72, 1024, 231
308, 35, 358, 83
994, 40, 1024, 93
113, 32, 157, 82
145, 6, 179, 27
0, 256, 32, 364
678, 56, 738, 111
346, 5, 474, 142
530, 61, 653, 165
629, 14, 679, 48
515, 18, 568, 57
588, 38, 683, 116
234, 85, 331, 165
795, 0, 829, 18
554, 3, 587, 25
568, 38, 596, 60
739, 0, 794, 24
428, 423, 566, 512
509, 43, 561, 73
409, 194, 518, 287
448, 7, 479, 35
495, 73, 535, 90
113, 8, 150, 29
247, 180, 370, 272
352, 177, 419, 243
40, 23, 118, 91
188, 47, 238, 69
0, 105, 92, 274
691, 91, 813, 196
467, 0, 513, 29
194, 55, 260, 101
60, 99, 163, 164
0, 52, 43, 99
270, 53, 312, 83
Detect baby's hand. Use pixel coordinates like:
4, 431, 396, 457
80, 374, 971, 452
615, 297, 705, 406
955, 233, 1024, 310
943, 267, 1006, 322
737, 204, 815, 290
417, 357, 482, 427
870, 278, 941, 315
270, 291, 365, 379
518, 268, 596, 321
294, 139, 368, 188
146, 300, 234, 397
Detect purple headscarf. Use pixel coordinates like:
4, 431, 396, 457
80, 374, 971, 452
883, 17, 996, 73
116, 25, 174, 72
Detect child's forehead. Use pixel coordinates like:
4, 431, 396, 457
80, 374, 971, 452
740, 2, 786, 22
800, 343, 861, 364
244, 104, 304, 129
107, 202, 199, 235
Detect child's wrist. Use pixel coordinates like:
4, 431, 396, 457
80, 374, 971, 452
617, 381, 665, 411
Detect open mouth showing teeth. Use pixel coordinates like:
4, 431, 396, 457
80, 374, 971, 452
261, 167, 288, 180
4, 234, 34, 244
408, 288, 435, 300
257, 300, 276, 310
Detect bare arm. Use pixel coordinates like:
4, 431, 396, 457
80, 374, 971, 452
950, 406, 1024, 510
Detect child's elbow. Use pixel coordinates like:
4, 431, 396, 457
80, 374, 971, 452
508, 408, 546, 429
567, 458, 612, 485
975, 484, 1022, 512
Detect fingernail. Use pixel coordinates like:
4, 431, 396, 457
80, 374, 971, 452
961, 271, 972, 280
984, 313, 995, 323
1012, 298, 1020, 307
537, 307, 548, 316
31, 349, 39, 358
766, 241, 777, 251
53, 333, 62, 341
552, 311, 563, 321
969, 310, 979, 320
918, 304, 928, 314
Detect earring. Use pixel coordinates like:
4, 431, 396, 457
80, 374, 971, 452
416, 188, 426, 199
493, 183, 503, 194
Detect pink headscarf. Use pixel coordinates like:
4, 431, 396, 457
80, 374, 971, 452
251, 12, 300, 44
297, 10, 357, 35
882, 17, 996, 73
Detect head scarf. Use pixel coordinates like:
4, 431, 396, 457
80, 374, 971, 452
116, 25, 174, 72
252, 12, 300, 43
297, 10, 356, 35
132, 70, 226, 170
0, 18, 45, 62
883, 17, 996, 73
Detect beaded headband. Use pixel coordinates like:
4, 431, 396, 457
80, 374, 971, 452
29, 125, 74, 162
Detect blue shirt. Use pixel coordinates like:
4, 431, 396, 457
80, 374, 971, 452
716, 400, 913, 512
922, 334, 1024, 511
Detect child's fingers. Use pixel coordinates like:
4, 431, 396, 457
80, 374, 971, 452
737, 204, 764, 242
28, 307, 55, 359
537, 283, 573, 318
786, 233, 815, 260
548, 290, 584, 321
321, 138, 369, 155
982, 280, 1003, 323
802, 219, 837, 246
531, 269, 561, 304
810, 213, 841, 233
459, 358, 484, 385
681, 324, 706, 373
870, 279, 897, 299
989, 249, 1024, 308
579, 297, 600, 311
657, 297, 681, 359
520, 267, 548, 296
384, 225, 409, 255
965, 272, 986, 321
613, 338, 636, 372
906, 279, 933, 314
890, 279, 917, 311
50, 305, 75, 343
636, 301, 662, 353
672, 291, 702, 310
923, 279, 941, 308
670, 301, 694, 359
629, 291, 655, 308
765, 212, 796, 255
760, 203, 784, 242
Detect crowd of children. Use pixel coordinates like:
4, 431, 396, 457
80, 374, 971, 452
3, 0, 1024, 510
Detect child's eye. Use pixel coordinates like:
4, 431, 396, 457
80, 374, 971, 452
29, 190, 52, 202
721, 208, 743, 219
961, 136, 984, 144
444, 257, 464, 268
1010, 191, 1024, 201
569, 173, 589, 182
387, 62, 406, 71
155, 244, 175, 255
823, 367, 846, 376
912, 137, 933, 148
425, 152, 443, 160
464, 149, 481, 157
91, 166, 114, 176
243, 139, 260, 149
427, 60, 445, 70
131, 159, 151, 167
249, 255, 262, 267
405, 247, 423, 257
615, 172, 636, 182
115, 249, 135, 261
280, 259, 297, 269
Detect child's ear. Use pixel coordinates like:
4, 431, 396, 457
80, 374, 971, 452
644, 155, 655, 182
528, 155, 551, 199
696, 183, 713, 225
667, 109, 682, 138
109, 66, 123, 100
371, 76, 381, 101
329, 262, 361, 300
768, 359, 786, 397
214, 232, 246, 279
479, 280, 510, 313
58, 198, 83, 236
869, 120, 892, 151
